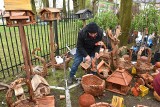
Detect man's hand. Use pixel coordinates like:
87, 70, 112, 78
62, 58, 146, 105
85, 55, 91, 62
95, 52, 99, 59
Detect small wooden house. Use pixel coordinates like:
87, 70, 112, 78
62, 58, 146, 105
39, 8, 61, 21
80, 61, 91, 72
31, 75, 50, 98
3, 0, 36, 26
106, 68, 132, 95
97, 60, 111, 78
75, 9, 93, 20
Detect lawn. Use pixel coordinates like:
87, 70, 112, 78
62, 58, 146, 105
1, 62, 160, 107
0, 19, 79, 79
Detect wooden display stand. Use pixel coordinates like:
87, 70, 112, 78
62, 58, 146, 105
39, 8, 61, 70
3, 0, 36, 104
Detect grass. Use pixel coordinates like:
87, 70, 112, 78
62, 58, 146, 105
0, 20, 79, 79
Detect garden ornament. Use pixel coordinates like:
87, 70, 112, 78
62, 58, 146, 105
137, 72, 153, 89
90, 102, 113, 107
135, 47, 153, 74
113, 46, 133, 70
6, 78, 36, 107
131, 82, 140, 96
78, 93, 95, 107
106, 68, 132, 95
81, 74, 105, 96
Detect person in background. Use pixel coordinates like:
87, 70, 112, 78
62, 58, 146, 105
68, 22, 103, 84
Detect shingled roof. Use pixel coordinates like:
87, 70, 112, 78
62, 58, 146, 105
106, 68, 132, 86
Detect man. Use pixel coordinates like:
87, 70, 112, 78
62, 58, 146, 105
68, 22, 103, 84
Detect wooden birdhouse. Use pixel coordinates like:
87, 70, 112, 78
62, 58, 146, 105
39, 8, 61, 21
106, 68, 132, 95
97, 60, 112, 78
3, 0, 36, 27
80, 61, 91, 72
31, 75, 50, 98
75, 9, 93, 20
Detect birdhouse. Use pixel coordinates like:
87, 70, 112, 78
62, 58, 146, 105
3, 0, 36, 27
39, 8, 61, 21
75, 9, 93, 20
106, 68, 132, 95
31, 75, 50, 98
97, 60, 112, 78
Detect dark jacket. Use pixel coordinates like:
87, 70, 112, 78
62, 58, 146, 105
76, 25, 103, 57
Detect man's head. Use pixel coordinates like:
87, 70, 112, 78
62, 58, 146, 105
87, 22, 98, 38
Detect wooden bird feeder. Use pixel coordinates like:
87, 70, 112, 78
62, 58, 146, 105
39, 8, 61, 70
106, 68, 132, 95
97, 60, 112, 79
39, 8, 61, 21
3, 0, 36, 27
4, 0, 36, 103
75, 9, 93, 27
31, 75, 50, 98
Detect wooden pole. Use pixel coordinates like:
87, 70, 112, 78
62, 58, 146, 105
82, 20, 86, 28
18, 20, 34, 101
49, 21, 56, 69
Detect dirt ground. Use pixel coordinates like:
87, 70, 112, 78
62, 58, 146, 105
0, 62, 160, 107
51, 79, 160, 107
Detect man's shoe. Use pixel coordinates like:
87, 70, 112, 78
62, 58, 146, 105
68, 77, 73, 84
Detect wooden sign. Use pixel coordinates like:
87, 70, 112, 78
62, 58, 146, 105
4, 0, 32, 10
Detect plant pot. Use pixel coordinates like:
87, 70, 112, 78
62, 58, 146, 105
79, 93, 95, 107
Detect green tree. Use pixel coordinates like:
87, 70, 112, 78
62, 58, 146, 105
31, 0, 36, 14
92, 0, 99, 16
68, 0, 70, 12
63, 0, 67, 17
119, 0, 133, 46
73, 0, 79, 13
53, 0, 56, 8
42, 0, 49, 7
79, 0, 85, 10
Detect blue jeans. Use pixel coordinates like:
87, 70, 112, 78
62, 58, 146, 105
69, 49, 95, 78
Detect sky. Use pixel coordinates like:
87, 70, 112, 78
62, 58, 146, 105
0, 0, 73, 11
0, 0, 4, 10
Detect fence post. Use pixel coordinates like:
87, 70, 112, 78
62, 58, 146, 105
54, 20, 59, 55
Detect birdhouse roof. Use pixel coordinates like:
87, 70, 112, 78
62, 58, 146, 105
39, 8, 60, 13
31, 75, 49, 91
106, 68, 132, 86
75, 9, 92, 14
4, 0, 32, 11
97, 60, 106, 70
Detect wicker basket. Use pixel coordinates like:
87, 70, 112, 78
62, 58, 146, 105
81, 74, 105, 96
90, 102, 113, 107
6, 78, 36, 107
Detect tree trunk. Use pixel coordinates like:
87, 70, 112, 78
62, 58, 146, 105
63, 0, 67, 17
73, 0, 79, 13
119, 0, 133, 46
53, 0, 56, 8
42, 0, 49, 7
92, 0, 98, 16
68, 0, 70, 13
79, 0, 85, 10
31, 0, 36, 14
